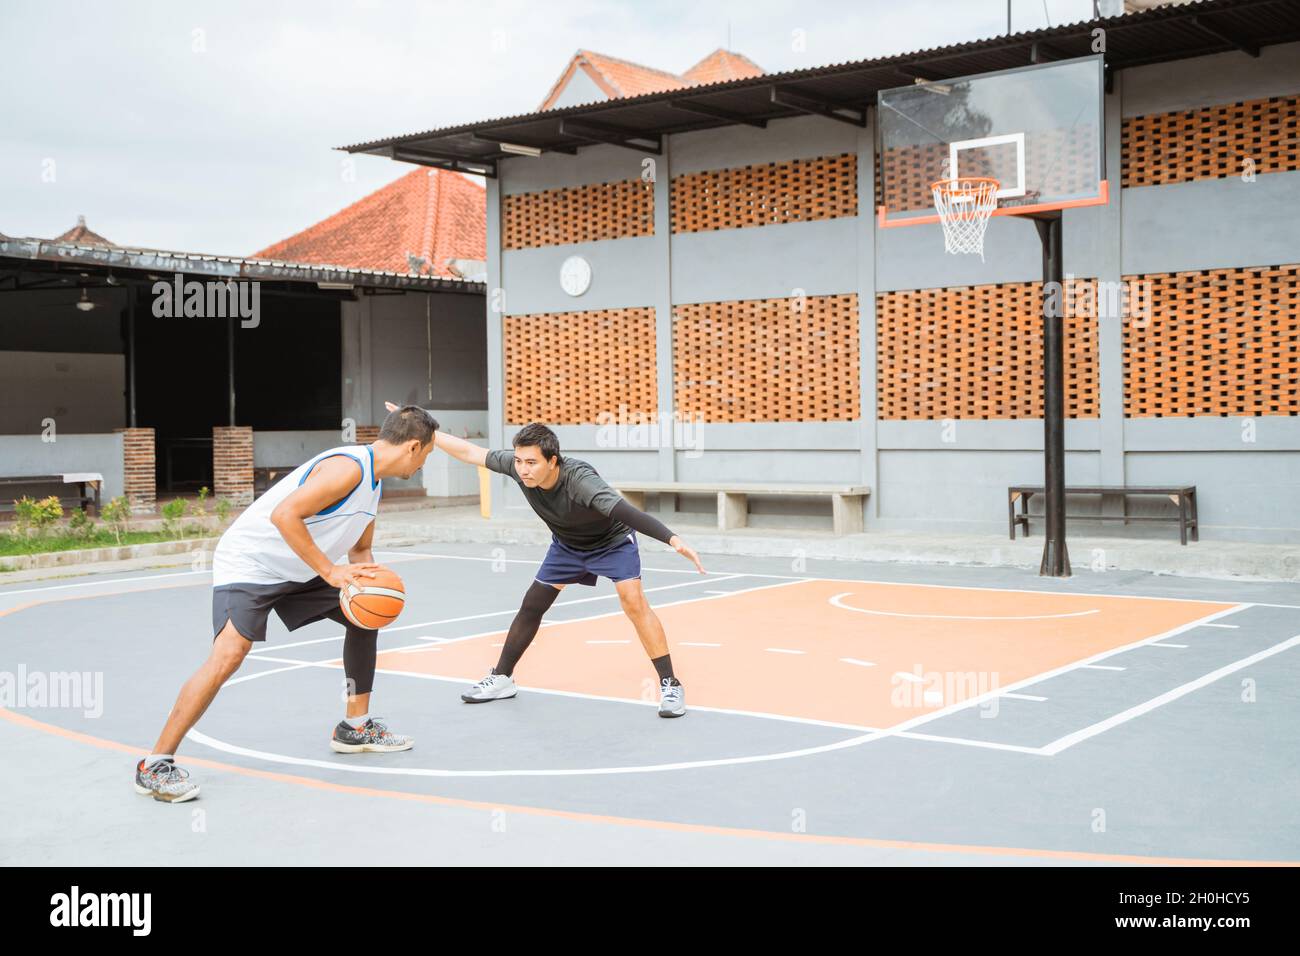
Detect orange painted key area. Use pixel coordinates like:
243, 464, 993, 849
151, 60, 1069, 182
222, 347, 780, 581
373, 580, 1235, 728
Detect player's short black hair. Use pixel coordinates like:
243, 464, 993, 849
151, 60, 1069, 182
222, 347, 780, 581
512, 423, 560, 464
379, 405, 439, 446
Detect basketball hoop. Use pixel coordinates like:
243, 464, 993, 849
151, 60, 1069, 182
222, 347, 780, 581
931, 177, 999, 260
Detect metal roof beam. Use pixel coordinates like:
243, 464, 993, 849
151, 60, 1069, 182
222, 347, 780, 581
667, 99, 768, 128
388, 145, 498, 178
769, 85, 867, 127
1190, 14, 1261, 56
557, 118, 662, 154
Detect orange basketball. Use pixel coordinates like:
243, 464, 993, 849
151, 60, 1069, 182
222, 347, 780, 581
339, 567, 406, 630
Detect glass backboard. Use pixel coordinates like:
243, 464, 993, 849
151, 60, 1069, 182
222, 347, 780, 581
877, 55, 1107, 226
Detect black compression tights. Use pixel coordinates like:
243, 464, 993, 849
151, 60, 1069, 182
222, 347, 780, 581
495, 580, 562, 677
343, 626, 378, 697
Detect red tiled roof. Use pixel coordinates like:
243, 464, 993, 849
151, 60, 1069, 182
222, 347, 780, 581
682, 48, 765, 85
539, 48, 764, 110
251, 167, 485, 277
53, 216, 113, 248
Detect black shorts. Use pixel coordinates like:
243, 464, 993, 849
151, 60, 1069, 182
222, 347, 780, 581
212, 576, 373, 643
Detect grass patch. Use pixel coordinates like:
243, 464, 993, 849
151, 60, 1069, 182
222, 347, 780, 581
0, 527, 216, 559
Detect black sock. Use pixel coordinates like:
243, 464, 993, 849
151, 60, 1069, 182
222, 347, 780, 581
495, 581, 561, 677
651, 653, 677, 684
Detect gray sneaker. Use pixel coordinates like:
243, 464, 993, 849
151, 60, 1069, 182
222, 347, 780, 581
659, 678, 685, 718
462, 670, 518, 703
134, 758, 200, 803
330, 717, 414, 753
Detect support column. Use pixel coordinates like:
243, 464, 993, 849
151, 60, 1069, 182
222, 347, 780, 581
213, 426, 254, 506
1036, 214, 1071, 577
116, 427, 155, 515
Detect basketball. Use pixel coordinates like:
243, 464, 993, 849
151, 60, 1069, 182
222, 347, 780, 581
338, 567, 406, 630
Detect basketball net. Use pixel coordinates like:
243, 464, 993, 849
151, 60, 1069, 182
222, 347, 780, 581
931, 177, 999, 260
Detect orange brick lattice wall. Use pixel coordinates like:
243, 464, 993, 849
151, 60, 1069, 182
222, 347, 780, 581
1124, 265, 1300, 418
502, 179, 654, 250
673, 294, 860, 422
877, 281, 1099, 420
1122, 94, 1300, 188
671, 154, 857, 233
505, 307, 658, 425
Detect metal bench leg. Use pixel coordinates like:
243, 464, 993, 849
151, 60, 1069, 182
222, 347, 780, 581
1177, 494, 1188, 545
1190, 490, 1199, 542
718, 492, 747, 531
1008, 493, 1017, 540
1022, 492, 1032, 538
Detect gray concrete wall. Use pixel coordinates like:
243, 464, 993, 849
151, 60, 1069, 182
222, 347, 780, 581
0, 351, 126, 434
0, 433, 125, 500
487, 45, 1300, 542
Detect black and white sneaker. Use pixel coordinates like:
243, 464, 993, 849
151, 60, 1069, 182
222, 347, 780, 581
330, 717, 414, 753
134, 758, 200, 803
461, 670, 518, 703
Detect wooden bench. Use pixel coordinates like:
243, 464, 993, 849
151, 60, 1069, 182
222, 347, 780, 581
614, 481, 871, 535
0, 473, 103, 516
1008, 485, 1199, 545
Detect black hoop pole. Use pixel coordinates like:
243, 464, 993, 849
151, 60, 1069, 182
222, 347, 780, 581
1035, 213, 1070, 577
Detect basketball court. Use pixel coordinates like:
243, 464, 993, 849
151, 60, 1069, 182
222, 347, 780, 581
3, 541, 1297, 866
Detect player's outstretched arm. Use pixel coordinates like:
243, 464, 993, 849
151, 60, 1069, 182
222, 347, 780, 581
384, 399, 486, 467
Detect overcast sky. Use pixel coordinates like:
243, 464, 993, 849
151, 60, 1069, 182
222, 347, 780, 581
1, 0, 1098, 255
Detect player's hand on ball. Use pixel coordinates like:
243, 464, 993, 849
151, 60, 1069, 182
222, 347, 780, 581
670, 535, 705, 574
327, 563, 382, 589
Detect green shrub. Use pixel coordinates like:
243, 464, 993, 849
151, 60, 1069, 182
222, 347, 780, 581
67, 506, 96, 542
161, 498, 187, 539
14, 495, 63, 540
101, 495, 131, 545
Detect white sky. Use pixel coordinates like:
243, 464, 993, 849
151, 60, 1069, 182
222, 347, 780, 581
0, 0, 1097, 254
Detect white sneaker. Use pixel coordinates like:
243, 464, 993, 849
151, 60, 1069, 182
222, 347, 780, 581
462, 670, 518, 703
658, 678, 686, 718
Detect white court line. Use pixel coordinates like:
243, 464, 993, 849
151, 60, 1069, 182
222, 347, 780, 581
1201, 623, 1239, 629
830, 592, 1101, 621
1002, 693, 1048, 702
840, 658, 876, 667
213, 654, 883, 735
1082, 664, 1126, 671
1150, 643, 1188, 649
766, 648, 805, 655
247, 573, 744, 655
191, 600, 1273, 774
889, 731, 1044, 754
0, 568, 208, 597
1041, 634, 1300, 756
894, 671, 924, 683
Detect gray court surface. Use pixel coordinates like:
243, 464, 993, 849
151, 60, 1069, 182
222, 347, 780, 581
1, 542, 1297, 866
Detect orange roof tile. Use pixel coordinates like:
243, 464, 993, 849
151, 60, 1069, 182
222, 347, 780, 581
682, 48, 765, 85
251, 167, 485, 277
53, 215, 113, 248
538, 48, 764, 111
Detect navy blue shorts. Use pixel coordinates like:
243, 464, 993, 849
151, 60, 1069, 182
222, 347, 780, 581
537, 533, 641, 587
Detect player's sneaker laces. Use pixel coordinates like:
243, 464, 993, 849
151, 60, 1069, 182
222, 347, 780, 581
330, 717, 414, 753
461, 670, 518, 703
659, 678, 685, 718
134, 758, 200, 803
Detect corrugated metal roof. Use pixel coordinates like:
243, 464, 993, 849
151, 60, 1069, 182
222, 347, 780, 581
339, 0, 1300, 176
0, 237, 485, 293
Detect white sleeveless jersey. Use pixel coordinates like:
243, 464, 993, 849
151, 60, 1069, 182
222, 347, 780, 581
212, 445, 382, 586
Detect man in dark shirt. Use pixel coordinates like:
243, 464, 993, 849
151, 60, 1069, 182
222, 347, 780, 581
402, 406, 704, 717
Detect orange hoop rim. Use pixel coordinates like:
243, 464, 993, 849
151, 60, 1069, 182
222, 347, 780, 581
930, 176, 1001, 197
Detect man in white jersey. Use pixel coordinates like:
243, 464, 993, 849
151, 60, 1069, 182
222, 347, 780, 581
134, 406, 438, 802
